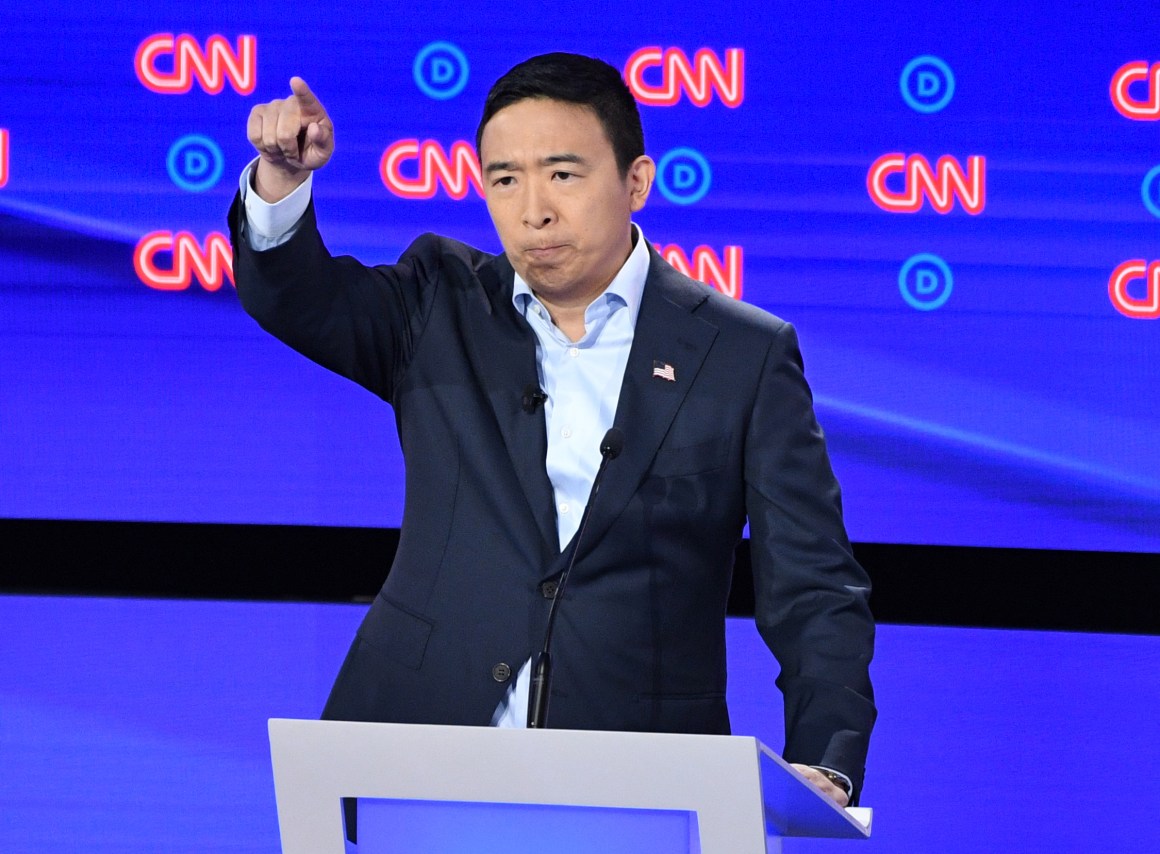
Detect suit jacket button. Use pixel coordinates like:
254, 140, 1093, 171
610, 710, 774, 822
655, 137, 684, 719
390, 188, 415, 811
491, 662, 512, 683
540, 580, 559, 599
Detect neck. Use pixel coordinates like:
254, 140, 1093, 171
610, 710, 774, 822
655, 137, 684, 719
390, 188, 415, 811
537, 299, 588, 342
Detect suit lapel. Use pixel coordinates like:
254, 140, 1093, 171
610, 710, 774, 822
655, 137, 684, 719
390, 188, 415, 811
567, 253, 719, 566
463, 253, 559, 558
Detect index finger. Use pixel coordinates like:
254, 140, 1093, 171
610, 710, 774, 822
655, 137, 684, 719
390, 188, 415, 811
290, 76, 322, 112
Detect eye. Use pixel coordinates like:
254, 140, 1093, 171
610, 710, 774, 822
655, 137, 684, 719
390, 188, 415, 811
553, 171, 576, 182
492, 175, 515, 187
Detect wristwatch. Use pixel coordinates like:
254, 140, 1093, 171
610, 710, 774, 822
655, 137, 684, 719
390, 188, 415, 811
816, 768, 852, 799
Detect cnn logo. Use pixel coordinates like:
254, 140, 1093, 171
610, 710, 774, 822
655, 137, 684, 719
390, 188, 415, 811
867, 153, 986, 215
1111, 62, 1160, 120
1109, 261, 1160, 319
135, 34, 257, 95
624, 47, 744, 108
0, 129, 8, 188
656, 244, 743, 299
381, 140, 482, 200
134, 232, 234, 291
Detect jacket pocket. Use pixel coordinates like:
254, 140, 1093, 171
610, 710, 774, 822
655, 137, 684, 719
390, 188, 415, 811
649, 436, 729, 478
356, 595, 434, 671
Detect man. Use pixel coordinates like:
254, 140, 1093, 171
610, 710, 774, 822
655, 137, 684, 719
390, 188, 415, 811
232, 53, 874, 806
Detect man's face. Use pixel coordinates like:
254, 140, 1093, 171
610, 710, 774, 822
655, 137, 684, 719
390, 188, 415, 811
479, 98, 654, 310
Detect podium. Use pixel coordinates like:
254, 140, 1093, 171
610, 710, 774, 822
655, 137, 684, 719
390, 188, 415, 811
268, 718, 871, 853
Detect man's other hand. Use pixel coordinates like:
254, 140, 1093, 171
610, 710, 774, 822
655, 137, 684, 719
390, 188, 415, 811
247, 77, 334, 202
790, 763, 851, 808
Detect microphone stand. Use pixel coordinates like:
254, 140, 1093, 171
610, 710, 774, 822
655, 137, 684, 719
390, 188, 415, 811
527, 428, 624, 728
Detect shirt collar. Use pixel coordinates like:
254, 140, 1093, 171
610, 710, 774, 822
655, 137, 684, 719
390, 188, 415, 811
511, 224, 650, 329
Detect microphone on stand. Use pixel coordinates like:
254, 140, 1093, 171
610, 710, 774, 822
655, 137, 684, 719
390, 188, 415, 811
527, 427, 625, 729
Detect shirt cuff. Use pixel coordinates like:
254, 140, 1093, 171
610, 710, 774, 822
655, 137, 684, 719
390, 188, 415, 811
238, 158, 313, 251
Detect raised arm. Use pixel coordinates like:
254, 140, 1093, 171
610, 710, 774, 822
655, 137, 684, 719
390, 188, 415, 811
231, 76, 437, 403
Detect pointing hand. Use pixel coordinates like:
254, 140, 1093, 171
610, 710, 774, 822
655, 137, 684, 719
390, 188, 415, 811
246, 77, 334, 201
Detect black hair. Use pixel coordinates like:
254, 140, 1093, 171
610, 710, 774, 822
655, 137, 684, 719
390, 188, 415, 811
475, 52, 645, 176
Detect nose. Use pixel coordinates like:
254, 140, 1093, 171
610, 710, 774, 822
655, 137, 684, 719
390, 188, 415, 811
521, 181, 556, 229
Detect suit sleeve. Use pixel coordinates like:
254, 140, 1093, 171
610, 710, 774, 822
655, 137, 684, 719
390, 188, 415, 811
228, 192, 440, 403
743, 321, 876, 802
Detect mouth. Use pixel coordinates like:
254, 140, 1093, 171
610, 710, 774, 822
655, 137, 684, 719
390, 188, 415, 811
524, 244, 568, 260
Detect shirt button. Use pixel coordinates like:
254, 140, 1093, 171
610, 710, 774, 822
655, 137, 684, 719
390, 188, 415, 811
559, 502, 570, 514
561, 427, 572, 439
491, 662, 512, 682
533, 304, 543, 316
569, 347, 579, 358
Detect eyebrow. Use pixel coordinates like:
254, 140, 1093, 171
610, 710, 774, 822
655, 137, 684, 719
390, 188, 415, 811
543, 153, 588, 167
484, 152, 590, 174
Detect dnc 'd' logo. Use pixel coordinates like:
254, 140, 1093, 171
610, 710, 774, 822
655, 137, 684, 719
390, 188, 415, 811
624, 47, 744, 107
899, 55, 955, 114
135, 34, 256, 95
413, 41, 469, 100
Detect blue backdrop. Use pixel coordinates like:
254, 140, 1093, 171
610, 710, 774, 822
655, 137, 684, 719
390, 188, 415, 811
2, 1, 1159, 551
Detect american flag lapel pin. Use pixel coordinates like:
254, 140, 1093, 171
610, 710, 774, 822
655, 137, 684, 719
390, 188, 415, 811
652, 360, 676, 382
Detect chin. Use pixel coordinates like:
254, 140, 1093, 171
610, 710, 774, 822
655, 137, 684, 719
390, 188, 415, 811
523, 266, 572, 293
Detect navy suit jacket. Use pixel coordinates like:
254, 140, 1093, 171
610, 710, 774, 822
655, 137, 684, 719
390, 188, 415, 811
229, 197, 876, 798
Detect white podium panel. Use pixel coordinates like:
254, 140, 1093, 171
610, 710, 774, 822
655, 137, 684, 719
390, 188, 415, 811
268, 718, 870, 854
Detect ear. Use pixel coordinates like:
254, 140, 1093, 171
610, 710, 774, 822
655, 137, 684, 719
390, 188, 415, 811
625, 155, 655, 213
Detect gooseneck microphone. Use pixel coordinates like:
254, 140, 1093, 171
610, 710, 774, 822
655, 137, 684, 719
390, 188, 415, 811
527, 427, 625, 728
